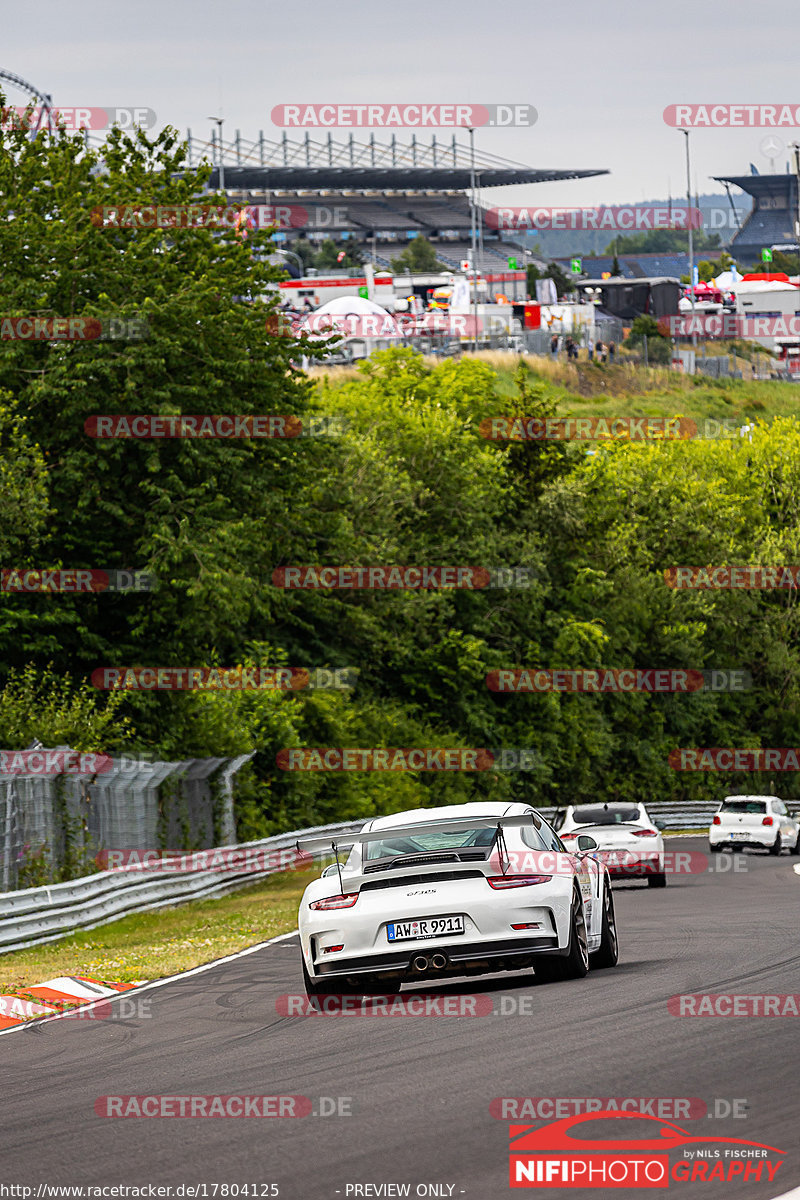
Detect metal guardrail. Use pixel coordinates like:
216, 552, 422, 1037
0, 802, 738, 955
0, 818, 368, 955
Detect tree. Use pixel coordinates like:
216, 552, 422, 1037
0, 105, 328, 703
604, 229, 722, 255
526, 262, 541, 297
390, 236, 446, 273
544, 262, 570, 297
314, 237, 363, 269
624, 314, 672, 363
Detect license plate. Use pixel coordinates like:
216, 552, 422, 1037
387, 916, 465, 942
730, 832, 749, 839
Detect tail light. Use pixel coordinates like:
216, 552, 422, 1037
309, 893, 359, 910
712, 815, 721, 825
762, 817, 774, 827
559, 833, 578, 841
632, 829, 658, 837
487, 875, 552, 889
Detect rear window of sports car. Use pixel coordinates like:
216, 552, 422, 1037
364, 827, 498, 860
571, 805, 641, 825
719, 800, 767, 813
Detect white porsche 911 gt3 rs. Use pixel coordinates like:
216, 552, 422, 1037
296, 802, 618, 997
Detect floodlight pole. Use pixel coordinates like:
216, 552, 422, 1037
468, 127, 478, 351
208, 116, 225, 193
680, 128, 696, 348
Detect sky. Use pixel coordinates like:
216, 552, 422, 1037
3, 0, 800, 208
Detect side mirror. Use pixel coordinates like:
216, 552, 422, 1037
321, 864, 340, 878
654, 819, 667, 831
577, 835, 598, 852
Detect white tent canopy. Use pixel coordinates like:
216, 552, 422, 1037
313, 296, 392, 316
297, 294, 401, 342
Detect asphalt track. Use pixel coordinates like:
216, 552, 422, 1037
3, 838, 800, 1199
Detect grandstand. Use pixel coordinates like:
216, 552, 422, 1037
713, 172, 799, 265
183, 131, 608, 271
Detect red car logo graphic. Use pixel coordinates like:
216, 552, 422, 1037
510, 1110, 783, 1154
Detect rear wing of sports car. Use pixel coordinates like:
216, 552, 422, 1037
296, 811, 543, 853
296, 811, 545, 889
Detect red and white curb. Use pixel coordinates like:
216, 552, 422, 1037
0, 931, 299, 1035
0, 975, 137, 1029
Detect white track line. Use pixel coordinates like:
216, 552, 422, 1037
0, 929, 299, 1037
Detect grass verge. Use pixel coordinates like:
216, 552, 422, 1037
0, 866, 317, 993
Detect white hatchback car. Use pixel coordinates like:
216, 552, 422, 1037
709, 795, 800, 855
555, 802, 666, 888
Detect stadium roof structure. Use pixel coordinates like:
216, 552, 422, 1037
185, 131, 608, 191
712, 172, 798, 258
713, 172, 798, 201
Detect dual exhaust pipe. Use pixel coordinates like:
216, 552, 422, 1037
411, 952, 448, 973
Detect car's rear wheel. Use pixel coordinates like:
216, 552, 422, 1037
535, 891, 589, 982
792, 833, 800, 856
647, 871, 667, 888
590, 880, 619, 969
709, 842, 725, 853
769, 833, 782, 856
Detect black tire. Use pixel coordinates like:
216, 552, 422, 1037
302, 958, 358, 999
359, 979, 402, 996
648, 872, 667, 888
535, 891, 590, 982
792, 833, 800, 856
708, 842, 725, 853
769, 834, 782, 856
302, 959, 402, 1000
590, 880, 619, 969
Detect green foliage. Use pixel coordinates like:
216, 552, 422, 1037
0, 665, 130, 750
390, 236, 446, 273
604, 228, 721, 254
6, 107, 800, 837
312, 237, 363, 269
